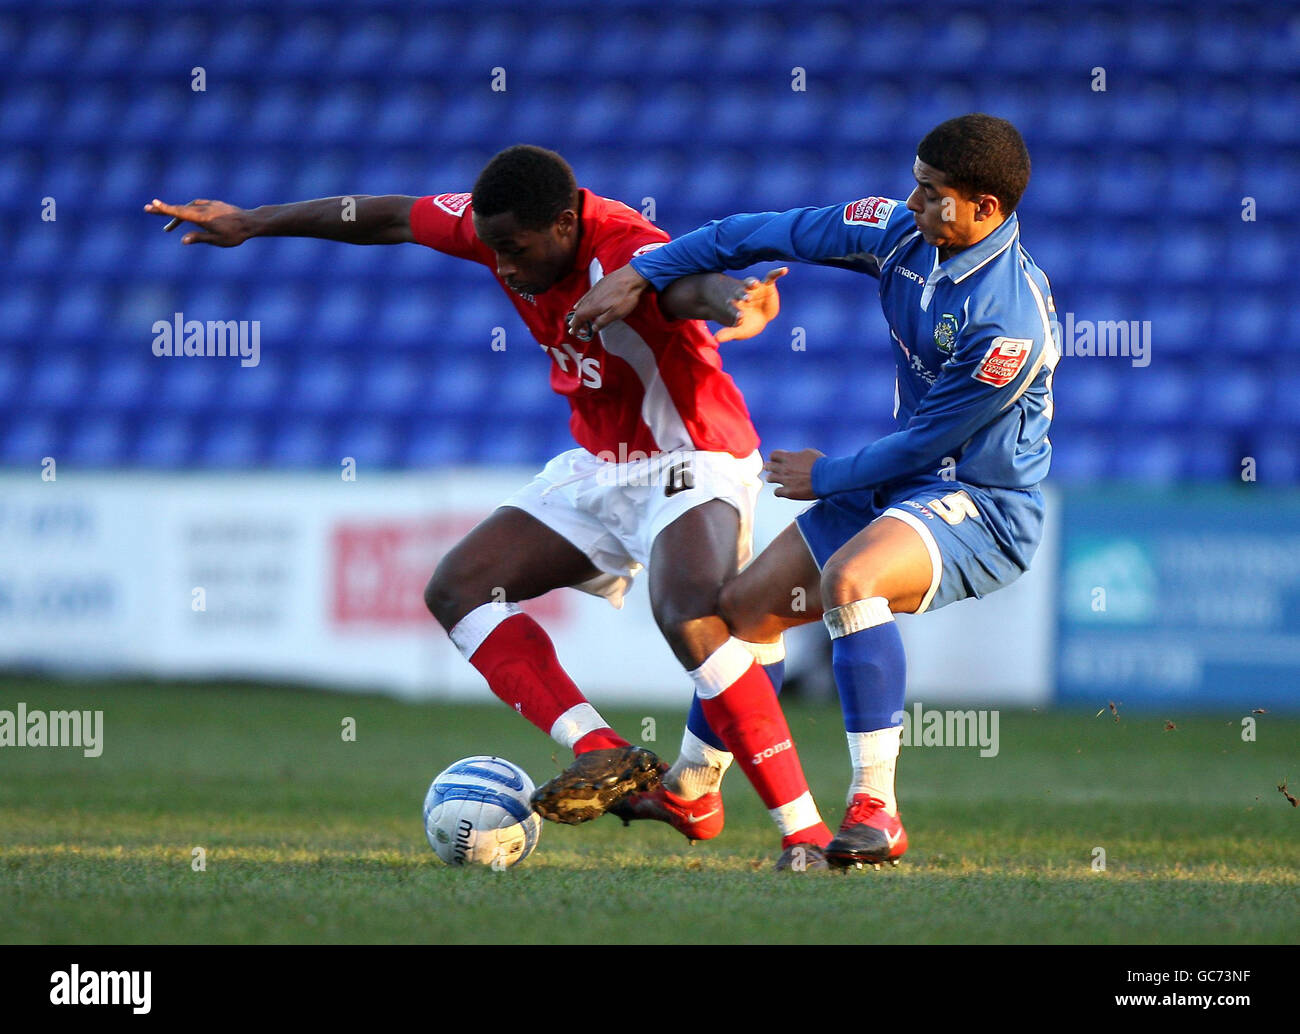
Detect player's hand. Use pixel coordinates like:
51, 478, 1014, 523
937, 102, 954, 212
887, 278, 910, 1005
567, 264, 649, 341
143, 198, 253, 247
716, 267, 788, 342
764, 448, 825, 500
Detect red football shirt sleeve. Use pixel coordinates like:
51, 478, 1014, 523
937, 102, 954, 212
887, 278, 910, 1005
408, 193, 490, 265
593, 226, 682, 322
598, 227, 671, 275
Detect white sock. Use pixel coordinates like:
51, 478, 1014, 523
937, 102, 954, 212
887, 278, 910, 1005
665, 728, 733, 799
847, 726, 903, 815
666, 639, 786, 799
447, 601, 521, 659
739, 637, 785, 666
666, 637, 784, 794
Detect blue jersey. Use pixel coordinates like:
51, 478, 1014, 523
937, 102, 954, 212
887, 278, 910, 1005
631, 199, 1059, 497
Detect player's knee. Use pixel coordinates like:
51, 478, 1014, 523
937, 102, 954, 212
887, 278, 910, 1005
718, 578, 755, 636
424, 559, 480, 630
820, 555, 876, 609
653, 590, 727, 661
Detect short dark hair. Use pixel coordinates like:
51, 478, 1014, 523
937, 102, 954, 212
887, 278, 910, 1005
916, 114, 1031, 214
472, 145, 578, 230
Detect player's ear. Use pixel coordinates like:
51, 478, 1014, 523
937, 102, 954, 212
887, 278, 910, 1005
553, 208, 579, 239
973, 194, 1001, 222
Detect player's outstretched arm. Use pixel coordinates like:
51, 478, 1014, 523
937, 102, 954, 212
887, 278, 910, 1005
143, 195, 420, 246
571, 202, 895, 335
657, 268, 788, 342
571, 266, 787, 341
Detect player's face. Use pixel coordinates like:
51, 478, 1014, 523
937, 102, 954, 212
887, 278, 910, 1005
906, 158, 997, 256
473, 209, 579, 296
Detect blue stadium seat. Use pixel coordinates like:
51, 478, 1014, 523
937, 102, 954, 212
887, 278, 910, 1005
1254, 434, 1300, 483
359, 357, 426, 416
194, 416, 265, 468
1059, 363, 1119, 424
404, 420, 475, 468
0, 350, 23, 408
268, 418, 333, 466
1, 416, 61, 467
1110, 431, 1183, 484
1125, 10, 1192, 71
425, 358, 493, 418
267, 21, 340, 77
66, 415, 129, 467
0, 283, 44, 345
94, 356, 153, 414
335, 417, 401, 470
156, 361, 225, 413
1269, 374, 1300, 427
285, 356, 356, 416
1140, 291, 1201, 358
1046, 431, 1109, 485
645, 17, 723, 76
135, 415, 195, 468
471, 418, 551, 466
15, 17, 84, 76
0, 1, 1293, 487
569, 84, 638, 145
6, 221, 63, 277
390, 22, 461, 78
1211, 292, 1273, 356
1198, 366, 1266, 430
25, 352, 88, 406
221, 361, 286, 414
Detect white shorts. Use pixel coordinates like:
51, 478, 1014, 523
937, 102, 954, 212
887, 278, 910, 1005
501, 447, 763, 608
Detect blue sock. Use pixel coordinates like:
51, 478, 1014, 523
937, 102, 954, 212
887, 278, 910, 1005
825, 598, 906, 732
762, 659, 785, 695
686, 652, 784, 751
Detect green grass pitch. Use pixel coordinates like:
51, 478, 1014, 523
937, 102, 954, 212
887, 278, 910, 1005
0, 677, 1295, 944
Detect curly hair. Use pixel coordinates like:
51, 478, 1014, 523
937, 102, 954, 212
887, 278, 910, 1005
917, 114, 1031, 214
472, 145, 579, 229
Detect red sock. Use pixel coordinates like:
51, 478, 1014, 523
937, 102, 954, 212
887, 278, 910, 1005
696, 645, 832, 848
459, 609, 625, 754
572, 728, 630, 754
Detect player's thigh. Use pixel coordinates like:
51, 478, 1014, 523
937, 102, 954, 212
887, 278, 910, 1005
425, 505, 601, 628
646, 498, 740, 629
719, 521, 825, 639
821, 515, 933, 614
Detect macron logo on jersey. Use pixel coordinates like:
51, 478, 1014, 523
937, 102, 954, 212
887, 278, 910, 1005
973, 337, 1033, 387
433, 192, 472, 217
843, 197, 895, 226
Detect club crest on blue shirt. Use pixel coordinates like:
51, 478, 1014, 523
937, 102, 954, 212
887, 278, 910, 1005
934, 314, 959, 354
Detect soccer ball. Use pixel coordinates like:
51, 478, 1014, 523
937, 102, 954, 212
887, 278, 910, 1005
423, 755, 543, 869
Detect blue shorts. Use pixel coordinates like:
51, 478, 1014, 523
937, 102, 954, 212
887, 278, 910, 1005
795, 475, 1045, 613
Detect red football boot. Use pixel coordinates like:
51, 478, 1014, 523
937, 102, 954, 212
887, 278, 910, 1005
825, 794, 908, 869
610, 786, 725, 842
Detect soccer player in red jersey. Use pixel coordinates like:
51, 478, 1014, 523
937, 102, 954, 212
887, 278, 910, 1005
146, 145, 832, 869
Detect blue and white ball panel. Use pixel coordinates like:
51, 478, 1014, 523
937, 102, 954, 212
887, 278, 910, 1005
423, 755, 542, 868
795, 476, 1045, 614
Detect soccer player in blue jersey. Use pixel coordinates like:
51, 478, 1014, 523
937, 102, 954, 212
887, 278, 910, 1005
569, 114, 1058, 868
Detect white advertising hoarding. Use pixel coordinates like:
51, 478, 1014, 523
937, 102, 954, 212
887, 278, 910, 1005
0, 471, 1054, 706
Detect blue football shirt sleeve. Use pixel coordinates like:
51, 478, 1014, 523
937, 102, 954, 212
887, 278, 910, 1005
810, 324, 1047, 496
630, 199, 913, 289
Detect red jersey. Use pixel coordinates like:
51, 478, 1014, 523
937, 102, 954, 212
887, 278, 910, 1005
408, 188, 760, 460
